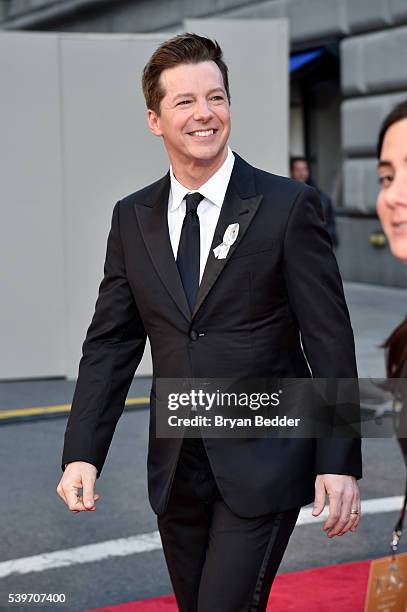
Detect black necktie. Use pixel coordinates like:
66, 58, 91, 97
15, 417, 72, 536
176, 192, 204, 312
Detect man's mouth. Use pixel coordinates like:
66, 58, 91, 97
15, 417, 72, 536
188, 129, 218, 137
392, 221, 407, 228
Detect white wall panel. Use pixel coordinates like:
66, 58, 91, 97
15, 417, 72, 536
0, 32, 65, 378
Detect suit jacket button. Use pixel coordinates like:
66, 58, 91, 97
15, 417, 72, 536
189, 330, 198, 341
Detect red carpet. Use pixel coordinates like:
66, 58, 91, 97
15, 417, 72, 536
85, 559, 371, 611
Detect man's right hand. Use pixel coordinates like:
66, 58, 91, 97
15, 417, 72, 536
56, 461, 100, 513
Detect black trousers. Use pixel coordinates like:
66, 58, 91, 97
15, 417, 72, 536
157, 437, 301, 612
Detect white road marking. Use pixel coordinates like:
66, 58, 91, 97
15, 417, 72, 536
0, 496, 403, 579
0, 532, 162, 579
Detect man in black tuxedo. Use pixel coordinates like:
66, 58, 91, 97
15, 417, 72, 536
57, 33, 362, 611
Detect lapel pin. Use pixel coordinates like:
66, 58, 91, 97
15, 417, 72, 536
213, 223, 240, 260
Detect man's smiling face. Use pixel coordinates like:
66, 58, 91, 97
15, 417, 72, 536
147, 60, 231, 167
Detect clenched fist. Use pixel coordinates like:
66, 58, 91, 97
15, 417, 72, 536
57, 461, 100, 514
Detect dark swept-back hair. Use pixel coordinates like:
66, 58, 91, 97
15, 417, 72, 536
142, 32, 230, 115
377, 100, 407, 378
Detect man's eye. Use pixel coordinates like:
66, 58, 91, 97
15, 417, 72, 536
210, 96, 223, 101
177, 100, 191, 106
378, 175, 393, 187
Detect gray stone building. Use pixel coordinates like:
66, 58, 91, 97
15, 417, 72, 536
2, 0, 407, 287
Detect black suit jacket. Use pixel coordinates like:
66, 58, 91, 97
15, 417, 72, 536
62, 152, 362, 517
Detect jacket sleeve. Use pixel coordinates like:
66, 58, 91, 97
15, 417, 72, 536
283, 184, 362, 479
321, 192, 339, 248
61, 200, 147, 478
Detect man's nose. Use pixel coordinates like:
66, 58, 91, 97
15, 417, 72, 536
193, 99, 213, 121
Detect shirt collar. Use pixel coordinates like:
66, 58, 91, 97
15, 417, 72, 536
169, 146, 235, 212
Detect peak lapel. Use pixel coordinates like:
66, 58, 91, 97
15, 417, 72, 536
191, 155, 263, 320
134, 173, 191, 322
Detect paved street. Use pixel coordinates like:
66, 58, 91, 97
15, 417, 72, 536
0, 282, 406, 612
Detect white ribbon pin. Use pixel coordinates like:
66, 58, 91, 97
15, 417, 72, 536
213, 223, 239, 260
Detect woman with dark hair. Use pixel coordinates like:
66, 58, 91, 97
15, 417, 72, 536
376, 99, 407, 555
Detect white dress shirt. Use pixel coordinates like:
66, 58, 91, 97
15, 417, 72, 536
168, 146, 235, 283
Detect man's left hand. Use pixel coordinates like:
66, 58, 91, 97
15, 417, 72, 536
312, 474, 361, 538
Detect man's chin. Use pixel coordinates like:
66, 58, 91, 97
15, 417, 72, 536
186, 143, 227, 163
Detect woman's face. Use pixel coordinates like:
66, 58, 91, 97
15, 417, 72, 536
376, 118, 407, 263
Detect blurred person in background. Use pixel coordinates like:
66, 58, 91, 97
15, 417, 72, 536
290, 156, 338, 247
376, 100, 407, 464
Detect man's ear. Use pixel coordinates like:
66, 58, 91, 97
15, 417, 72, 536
147, 109, 163, 137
